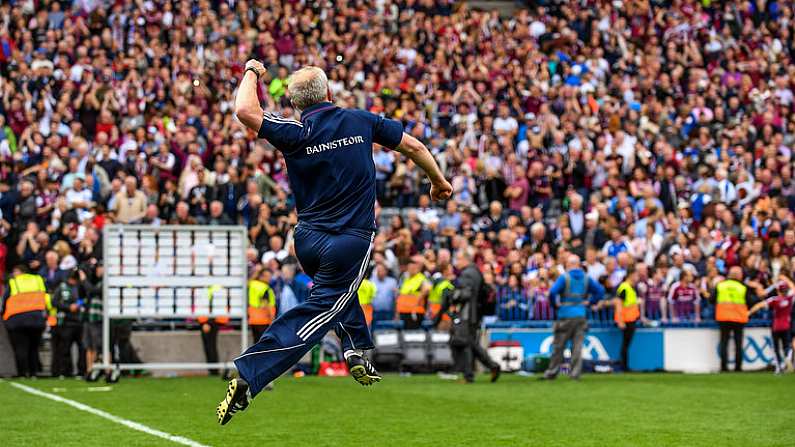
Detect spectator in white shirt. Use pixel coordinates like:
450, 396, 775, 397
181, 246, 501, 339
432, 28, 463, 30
415, 194, 439, 227
261, 235, 289, 266
568, 193, 585, 238
65, 177, 93, 222
585, 247, 606, 282
715, 168, 736, 204
493, 104, 518, 138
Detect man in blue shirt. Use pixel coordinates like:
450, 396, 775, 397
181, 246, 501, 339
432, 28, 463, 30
373, 145, 393, 203
217, 60, 452, 425
370, 262, 398, 322
542, 254, 606, 380
274, 263, 309, 316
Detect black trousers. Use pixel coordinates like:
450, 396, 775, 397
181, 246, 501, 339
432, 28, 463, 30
200, 322, 219, 375
621, 321, 637, 371
251, 325, 270, 343
8, 326, 44, 377
399, 313, 423, 330
719, 322, 745, 372
772, 330, 792, 365
111, 323, 142, 366
451, 327, 497, 382
52, 325, 85, 377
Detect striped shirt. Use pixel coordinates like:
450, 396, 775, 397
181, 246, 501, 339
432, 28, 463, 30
667, 282, 700, 303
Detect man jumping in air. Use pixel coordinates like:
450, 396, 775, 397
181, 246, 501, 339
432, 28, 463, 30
216, 60, 452, 425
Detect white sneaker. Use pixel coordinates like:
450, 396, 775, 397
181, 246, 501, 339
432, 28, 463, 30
437, 372, 459, 381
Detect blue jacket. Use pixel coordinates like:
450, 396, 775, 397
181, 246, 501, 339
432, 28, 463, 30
257, 102, 404, 232
549, 269, 605, 319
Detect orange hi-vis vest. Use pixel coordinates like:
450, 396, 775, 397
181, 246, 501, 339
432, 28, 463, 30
3, 274, 48, 321
248, 280, 276, 326
715, 279, 748, 324
397, 273, 427, 315
357, 278, 377, 326
45, 293, 56, 327
198, 285, 230, 325
615, 281, 640, 324
429, 278, 454, 321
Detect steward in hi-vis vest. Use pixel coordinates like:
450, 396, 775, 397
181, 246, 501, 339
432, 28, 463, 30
613, 267, 643, 371
710, 266, 754, 372
429, 264, 457, 330
248, 268, 276, 342
429, 276, 454, 320
357, 277, 377, 327
396, 255, 431, 330
1, 265, 48, 377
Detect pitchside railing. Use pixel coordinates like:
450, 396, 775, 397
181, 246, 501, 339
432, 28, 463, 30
97, 225, 248, 372
492, 286, 771, 327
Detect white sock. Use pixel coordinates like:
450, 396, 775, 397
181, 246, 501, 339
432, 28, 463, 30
344, 349, 363, 361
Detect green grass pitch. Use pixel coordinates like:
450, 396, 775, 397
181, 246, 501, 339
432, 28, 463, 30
2, 373, 794, 446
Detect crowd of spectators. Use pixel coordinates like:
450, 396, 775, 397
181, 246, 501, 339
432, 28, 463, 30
2, 0, 795, 326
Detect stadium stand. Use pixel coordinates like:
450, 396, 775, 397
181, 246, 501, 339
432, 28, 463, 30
2, 0, 794, 376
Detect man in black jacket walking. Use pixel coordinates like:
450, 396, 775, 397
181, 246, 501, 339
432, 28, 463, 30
434, 251, 500, 383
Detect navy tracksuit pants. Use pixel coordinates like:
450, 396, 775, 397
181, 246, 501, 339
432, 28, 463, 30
235, 226, 375, 396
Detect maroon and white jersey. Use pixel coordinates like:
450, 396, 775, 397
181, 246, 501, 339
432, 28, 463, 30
667, 282, 700, 303
640, 279, 666, 303
765, 295, 794, 332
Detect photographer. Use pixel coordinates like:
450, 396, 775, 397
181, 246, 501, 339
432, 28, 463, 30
80, 262, 104, 381
433, 252, 500, 383
51, 269, 86, 377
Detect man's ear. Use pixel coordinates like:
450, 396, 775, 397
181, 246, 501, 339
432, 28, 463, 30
327, 87, 333, 102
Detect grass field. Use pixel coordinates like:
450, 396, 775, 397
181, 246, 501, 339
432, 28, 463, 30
2, 373, 794, 447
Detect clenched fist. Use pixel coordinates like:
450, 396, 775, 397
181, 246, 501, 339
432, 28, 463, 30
430, 179, 453, 201
244, 59, 266, 78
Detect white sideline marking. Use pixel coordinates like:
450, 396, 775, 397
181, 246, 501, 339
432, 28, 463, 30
7, 381, 210, 447
86, 386, 114, 392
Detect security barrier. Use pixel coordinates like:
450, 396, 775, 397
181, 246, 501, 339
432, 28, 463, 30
488, 326, 778, 373
493, 286, 770, 328
100, 225, 248, 372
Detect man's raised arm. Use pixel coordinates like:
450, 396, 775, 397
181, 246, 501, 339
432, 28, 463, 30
394, 133, 452, 201
235, 60, 266, 132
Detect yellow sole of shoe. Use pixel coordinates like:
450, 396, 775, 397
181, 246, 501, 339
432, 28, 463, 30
216, 380, 237, 425
349, 365, 382, 386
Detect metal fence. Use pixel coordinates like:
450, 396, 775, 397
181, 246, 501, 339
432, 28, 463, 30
492, 286, 772, 328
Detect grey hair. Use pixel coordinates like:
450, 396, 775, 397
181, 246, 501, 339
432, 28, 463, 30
288, 67, 328, 111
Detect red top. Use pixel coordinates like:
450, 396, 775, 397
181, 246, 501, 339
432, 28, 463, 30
765, 295, 794, 332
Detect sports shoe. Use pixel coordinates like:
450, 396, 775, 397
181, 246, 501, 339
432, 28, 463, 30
217, 378, 251, 425
490, 366, 501, 383
86, 369, 104, 382
437, 372, 459, 381
345, 352, 382, 386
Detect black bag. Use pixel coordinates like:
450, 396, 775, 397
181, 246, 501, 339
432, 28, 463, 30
449, 319, 472, 347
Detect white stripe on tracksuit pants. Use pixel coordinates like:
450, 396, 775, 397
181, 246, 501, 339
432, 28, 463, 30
235, 227, 375, 396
